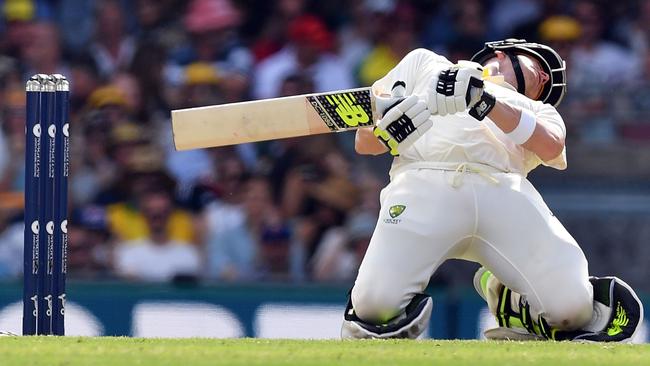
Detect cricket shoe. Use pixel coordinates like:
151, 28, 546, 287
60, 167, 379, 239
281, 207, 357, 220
550, 276, 644, 343
474, 268, 644, 343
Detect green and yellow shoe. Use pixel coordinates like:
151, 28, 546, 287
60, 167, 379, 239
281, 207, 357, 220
474, 268, 644, 343
553, 276, 644, 343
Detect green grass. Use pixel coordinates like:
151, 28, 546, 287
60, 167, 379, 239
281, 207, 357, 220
1, 337, 649, 366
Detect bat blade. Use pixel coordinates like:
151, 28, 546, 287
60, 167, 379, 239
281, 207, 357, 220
171, 87, 375, 150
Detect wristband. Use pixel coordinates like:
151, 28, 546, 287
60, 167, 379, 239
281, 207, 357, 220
507, 108, 537, 145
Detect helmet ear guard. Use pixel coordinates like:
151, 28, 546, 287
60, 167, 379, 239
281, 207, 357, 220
470, 39, 567, 107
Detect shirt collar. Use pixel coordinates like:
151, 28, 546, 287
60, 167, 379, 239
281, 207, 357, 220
484, 75, 517, 92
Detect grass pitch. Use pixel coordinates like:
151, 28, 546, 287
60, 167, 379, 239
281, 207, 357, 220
1, 337, 649, 366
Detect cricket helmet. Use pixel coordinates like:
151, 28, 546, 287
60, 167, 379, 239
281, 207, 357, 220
470, 38, 567, 107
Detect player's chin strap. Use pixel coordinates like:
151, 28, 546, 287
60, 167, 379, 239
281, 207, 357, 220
505, 52, 526, 95
341, 293, 433, 339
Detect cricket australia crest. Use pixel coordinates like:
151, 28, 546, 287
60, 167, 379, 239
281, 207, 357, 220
385, 205, 406, 224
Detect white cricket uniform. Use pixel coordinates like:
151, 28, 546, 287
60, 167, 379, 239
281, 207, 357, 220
351, 49, 593, 330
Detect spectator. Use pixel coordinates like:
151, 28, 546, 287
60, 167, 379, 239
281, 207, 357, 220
311, 210, 375, 282
285, 157, 360, 278
67, 206, 113, 278
67, 55, 101, 117
307, 164, 380, 282
84, 122, 146, 205
105, 145, 196, 244
114, 187, 200, 282
20, 21, 69, 78
85, 85, 131, 127
247, 178, 291, 279
0, 192, 23, 279
357, 2, 419, 86
167, 0, 252, 80
0, 0, 37, 58
111, 72, 144, 121
69, 110, 116, 206
166, 0, 253, 106
201, 153, 249, 250
253, 15, 354, 99
338, 0, 391, 76
174, 62, 222, 108
278, 72, 314, 97
489, 0, 541, 39
563, 1, 639, 142
446, 1, 490, 62
88, 0, 136, 79
134, 0, 186, 49
57, 0, 96, 53
0, 88, 26, 192
206, 177, 291, 280
617, 0, 650, 57
129, 42, 171, 125
162, 61, 219, 190
538, 15, 581, 60
510, 0, 569, 41
250, 0, 307, 62
614, 49, 650, 140
570, 1, 640, 87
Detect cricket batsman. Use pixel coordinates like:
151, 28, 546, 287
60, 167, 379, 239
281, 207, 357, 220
341, 39, 644, 342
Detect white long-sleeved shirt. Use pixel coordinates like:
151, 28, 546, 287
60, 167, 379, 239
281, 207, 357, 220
372, 48, 567, 177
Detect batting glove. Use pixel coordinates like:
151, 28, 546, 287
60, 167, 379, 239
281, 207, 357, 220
428, 61, 496, 120
373, 81, 432, 156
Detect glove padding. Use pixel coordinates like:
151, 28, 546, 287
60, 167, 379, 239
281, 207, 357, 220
373, 81, 431, 156
428, 60, 488, 117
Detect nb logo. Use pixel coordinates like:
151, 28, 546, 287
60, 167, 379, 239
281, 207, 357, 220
31, 221, 39, 234
33, 125, 41, 137
476, 101, 488, 114
607, 302, 629, 336
326, 93, 370, 127
46, 221, 55, 235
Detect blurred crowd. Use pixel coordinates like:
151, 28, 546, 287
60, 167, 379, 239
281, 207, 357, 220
0, 0, 649, 283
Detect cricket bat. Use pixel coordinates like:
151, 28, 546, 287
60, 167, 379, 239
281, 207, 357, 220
171, 87, 377, 150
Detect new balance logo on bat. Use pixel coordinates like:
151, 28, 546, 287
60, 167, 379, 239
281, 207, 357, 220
308, 90, 374, 131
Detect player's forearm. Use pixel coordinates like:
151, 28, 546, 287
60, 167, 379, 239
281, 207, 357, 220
355, 128, 389, 155
487, 101, 564, 162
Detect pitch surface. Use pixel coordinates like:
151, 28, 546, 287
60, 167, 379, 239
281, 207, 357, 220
1, 337, 649, 365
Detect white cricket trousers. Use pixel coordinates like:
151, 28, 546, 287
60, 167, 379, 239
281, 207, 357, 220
351, 165, 593, 330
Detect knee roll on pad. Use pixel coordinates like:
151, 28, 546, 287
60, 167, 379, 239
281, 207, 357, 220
341, 293, 433, 339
